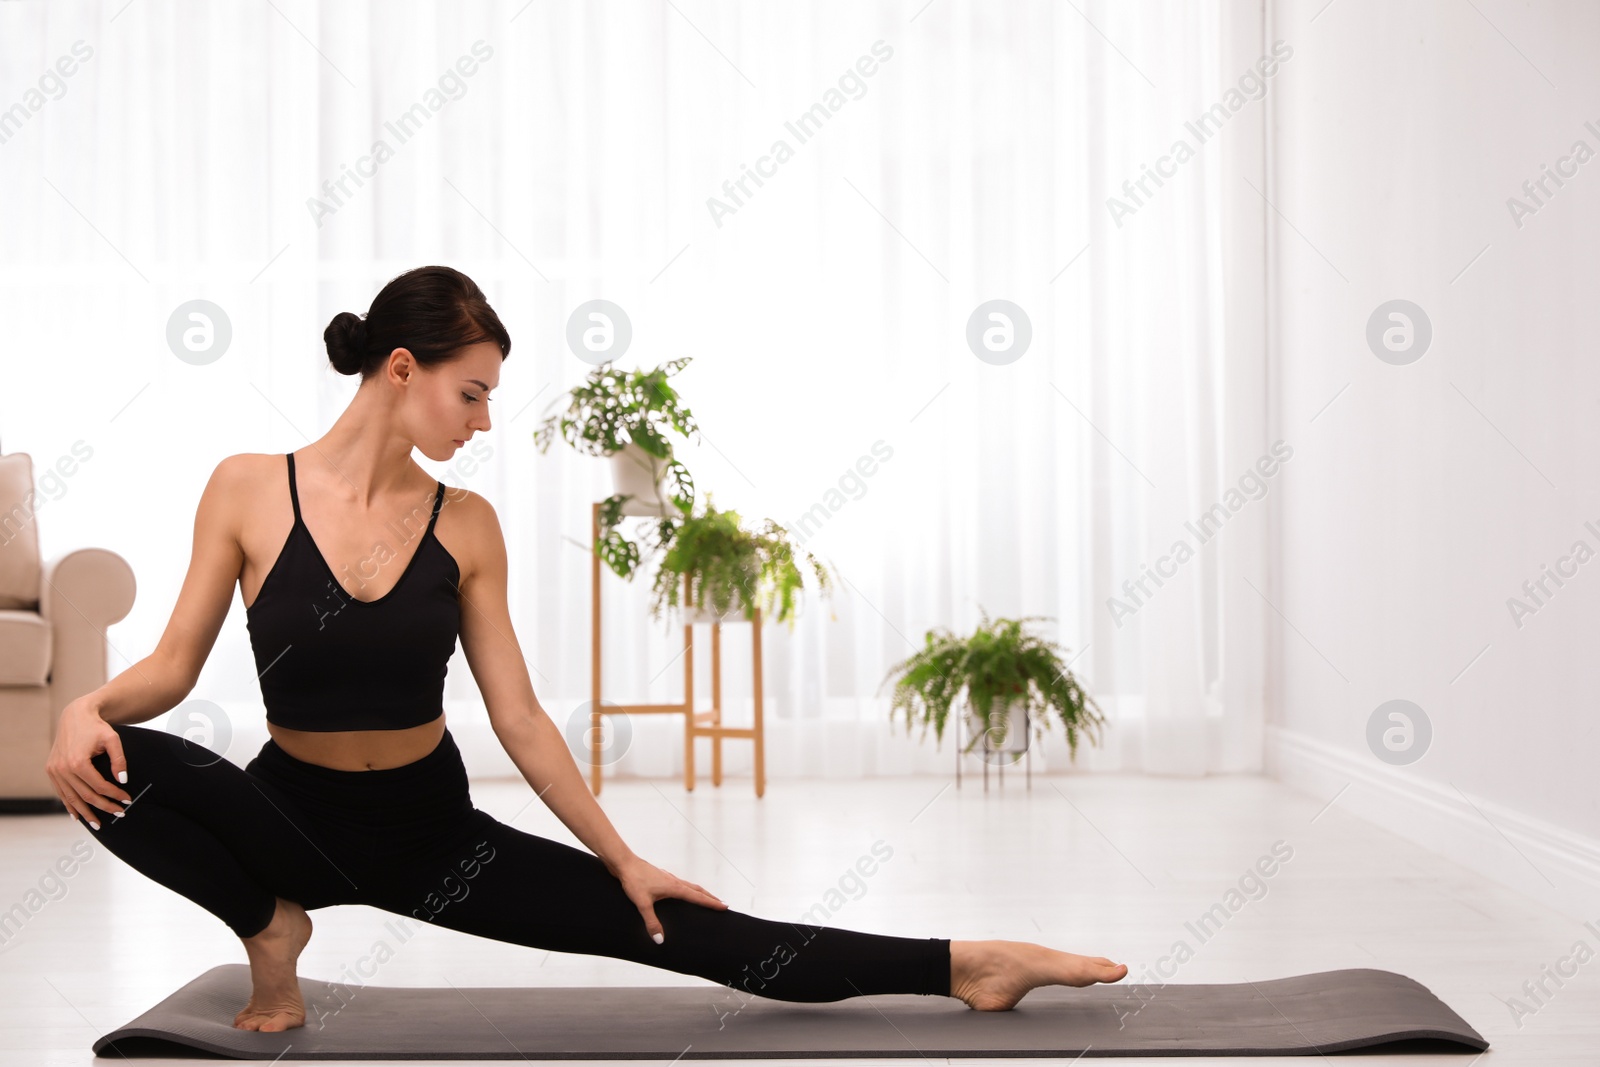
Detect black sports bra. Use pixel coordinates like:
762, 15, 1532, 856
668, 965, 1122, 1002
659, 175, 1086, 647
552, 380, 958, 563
244, 452, 461, 732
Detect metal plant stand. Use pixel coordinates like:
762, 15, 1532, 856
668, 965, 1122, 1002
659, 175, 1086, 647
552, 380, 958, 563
956, 707, 1032, 792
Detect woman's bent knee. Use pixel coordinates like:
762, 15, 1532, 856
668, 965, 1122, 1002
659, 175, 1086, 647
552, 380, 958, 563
88, 723, 230, 778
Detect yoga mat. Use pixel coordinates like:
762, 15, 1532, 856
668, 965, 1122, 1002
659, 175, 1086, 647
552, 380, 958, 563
93, 964, 1488, 1059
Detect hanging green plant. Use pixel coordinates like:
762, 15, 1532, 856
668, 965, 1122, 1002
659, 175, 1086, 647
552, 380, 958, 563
533, 356, 700, 579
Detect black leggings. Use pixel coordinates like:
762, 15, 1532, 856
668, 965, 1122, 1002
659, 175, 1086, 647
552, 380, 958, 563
80, 724, 950, 1002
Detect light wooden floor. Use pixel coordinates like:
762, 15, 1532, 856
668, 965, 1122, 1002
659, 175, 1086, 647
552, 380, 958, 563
1, 768, 1591, 1065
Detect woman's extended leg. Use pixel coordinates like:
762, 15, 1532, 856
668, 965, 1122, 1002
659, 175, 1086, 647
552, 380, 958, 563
366, 809, 951, 1003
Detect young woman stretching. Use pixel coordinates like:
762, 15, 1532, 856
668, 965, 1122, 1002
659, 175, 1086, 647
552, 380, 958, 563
45, 265, 1128, 1033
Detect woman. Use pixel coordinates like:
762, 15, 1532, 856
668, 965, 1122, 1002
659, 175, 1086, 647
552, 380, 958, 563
45, 265, 1127, 1033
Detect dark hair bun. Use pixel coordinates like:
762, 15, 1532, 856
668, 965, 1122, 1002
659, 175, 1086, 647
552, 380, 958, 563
325, 311, 369, 376
322, 266, 512, 383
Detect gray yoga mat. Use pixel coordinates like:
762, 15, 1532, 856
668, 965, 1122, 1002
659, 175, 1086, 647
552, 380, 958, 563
93, 963, 1488, 1059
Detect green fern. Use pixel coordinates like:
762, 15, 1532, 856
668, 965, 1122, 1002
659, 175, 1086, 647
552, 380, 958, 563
877, 609, 1105, 761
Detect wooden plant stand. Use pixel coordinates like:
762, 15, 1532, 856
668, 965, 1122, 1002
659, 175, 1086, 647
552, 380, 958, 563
587, 502, 766, 797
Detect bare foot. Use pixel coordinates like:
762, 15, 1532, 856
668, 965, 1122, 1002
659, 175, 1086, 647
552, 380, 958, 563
234, 897, 313, 1031
949, 939, 1128, 1011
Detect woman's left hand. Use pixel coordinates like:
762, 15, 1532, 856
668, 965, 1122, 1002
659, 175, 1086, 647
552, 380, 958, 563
608, 853, 729, 944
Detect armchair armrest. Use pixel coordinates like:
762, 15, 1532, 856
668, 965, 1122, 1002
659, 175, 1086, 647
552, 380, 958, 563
40, 547, 137, 727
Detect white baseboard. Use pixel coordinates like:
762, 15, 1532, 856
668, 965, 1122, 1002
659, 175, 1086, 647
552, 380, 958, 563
1266, 725, 1600, 923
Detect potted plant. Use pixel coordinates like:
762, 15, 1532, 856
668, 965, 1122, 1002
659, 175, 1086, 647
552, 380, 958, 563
648, 496, 833, 629
533, 356, 700, 579
878, 610, 1105, 763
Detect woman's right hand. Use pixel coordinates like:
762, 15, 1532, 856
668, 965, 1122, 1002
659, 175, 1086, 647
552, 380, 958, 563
46, 697, 134, 830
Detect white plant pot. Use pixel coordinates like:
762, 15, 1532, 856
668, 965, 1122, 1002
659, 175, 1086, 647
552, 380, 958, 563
608, 442, 675, 516
680, 590, 747, 625
963, 696, 1030, 753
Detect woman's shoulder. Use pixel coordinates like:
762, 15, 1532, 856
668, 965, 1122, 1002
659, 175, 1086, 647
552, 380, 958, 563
434, 484, 503, 581
200, 452, 284, 507
210, 450, 279, 469
436, 484, 498, 537
191, 454, 288, 561
213, 451, 285, 483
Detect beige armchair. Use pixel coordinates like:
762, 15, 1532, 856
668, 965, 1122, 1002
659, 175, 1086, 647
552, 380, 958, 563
0, 452, 136, 810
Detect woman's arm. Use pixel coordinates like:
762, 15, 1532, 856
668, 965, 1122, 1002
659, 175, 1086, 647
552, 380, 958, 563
452, 488, 729, 941
90, 455, 248, 725
452, 489, 637, 873
47, 454, 250, 823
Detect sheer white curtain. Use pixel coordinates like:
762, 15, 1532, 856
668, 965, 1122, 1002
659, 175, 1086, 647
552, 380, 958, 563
0, 0, 1266, 779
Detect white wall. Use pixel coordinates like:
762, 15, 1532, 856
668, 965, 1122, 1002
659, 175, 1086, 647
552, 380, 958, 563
1264, 0, 1600, 914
